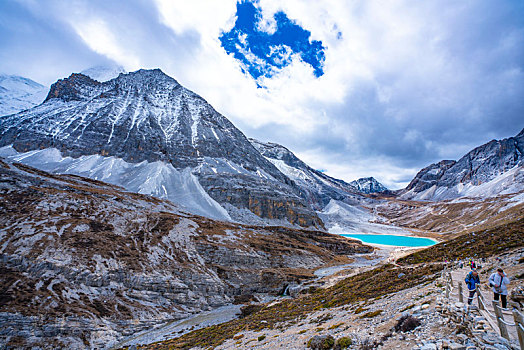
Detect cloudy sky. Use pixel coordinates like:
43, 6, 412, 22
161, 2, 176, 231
1, 0, 523, 189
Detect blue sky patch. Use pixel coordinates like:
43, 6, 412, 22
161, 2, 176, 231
220, 0, 326, 84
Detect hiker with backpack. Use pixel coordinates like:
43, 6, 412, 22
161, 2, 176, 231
464, 270, 480, 305
489, 268, 510, 309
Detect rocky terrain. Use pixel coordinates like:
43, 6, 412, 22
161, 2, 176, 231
0, 158, 371, 349
135, 217, 524, 350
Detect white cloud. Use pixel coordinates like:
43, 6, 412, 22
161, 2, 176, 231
70, 18, 141, 70
3, 0, 522, 189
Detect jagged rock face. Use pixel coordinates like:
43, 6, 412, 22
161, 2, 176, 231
402, 129, 524, 200
0, 69, 320, 227
250, 138, 364, 210
350, 177, 388, 194
405, 160, 457, 192
199, 173, 322, 227
0, 159, 369, 349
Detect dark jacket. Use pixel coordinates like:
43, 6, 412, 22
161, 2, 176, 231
465, 271, 480, 291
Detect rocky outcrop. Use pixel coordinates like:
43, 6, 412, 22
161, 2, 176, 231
44, 73, 100, 102
0, 159, 369, 348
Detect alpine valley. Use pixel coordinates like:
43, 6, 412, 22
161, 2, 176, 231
0, 68, 523, 349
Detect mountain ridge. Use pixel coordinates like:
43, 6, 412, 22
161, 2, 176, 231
249, 138, 364, 210
401, 128, 524, 200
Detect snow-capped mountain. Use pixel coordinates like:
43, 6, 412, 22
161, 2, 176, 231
0, 74, 47, 116
401, 128, 524, 200
81, 64, 126, 82
0, 69, 321, 227
349, 177, 388, 194
250, 138, 364, 210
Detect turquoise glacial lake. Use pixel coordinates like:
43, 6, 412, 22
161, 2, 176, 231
340, 234, 437, 247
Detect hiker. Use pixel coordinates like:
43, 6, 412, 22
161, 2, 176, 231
465, 270, 480, 305
470, 260, 476, 269
489, 268, 510, 309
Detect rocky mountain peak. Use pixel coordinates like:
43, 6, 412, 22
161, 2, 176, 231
402, 128, 524, 200
249, 138, 308, 169
112, 68, 180, 89
44, 73, 100, 102
350, 177, 388, 194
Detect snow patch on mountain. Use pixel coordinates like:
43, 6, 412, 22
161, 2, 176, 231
0, 146, 230, 221
0, 74, 47, 116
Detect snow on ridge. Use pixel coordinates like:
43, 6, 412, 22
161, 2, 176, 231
0, 146, 231, 221
401, 165, 524, 201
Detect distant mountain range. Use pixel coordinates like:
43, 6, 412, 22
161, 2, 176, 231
1, 67, 521, 230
